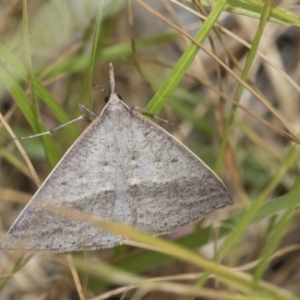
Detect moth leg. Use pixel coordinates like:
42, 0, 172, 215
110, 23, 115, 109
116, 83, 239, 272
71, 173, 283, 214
14, 115, 85, 140
78, 104, 98, 122
14, 105, 98, 141
131, 106, 179, 129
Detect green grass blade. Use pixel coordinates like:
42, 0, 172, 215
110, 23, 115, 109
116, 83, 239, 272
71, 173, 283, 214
87, 1, 104, 109
182, 0, 300, 26
0, 43, 78, 140
215, 0, 274, 174
0, 43, 80, 166
253, 200, 298, 281
145, 0, 228, 115
85, 184, 300, 290
22, 0, 57, 167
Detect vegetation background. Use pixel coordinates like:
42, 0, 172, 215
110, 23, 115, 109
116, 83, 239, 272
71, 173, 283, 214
0, 0, 300, 299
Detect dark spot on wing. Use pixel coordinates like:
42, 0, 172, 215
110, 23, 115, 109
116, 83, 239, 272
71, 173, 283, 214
171, 158, 178, 163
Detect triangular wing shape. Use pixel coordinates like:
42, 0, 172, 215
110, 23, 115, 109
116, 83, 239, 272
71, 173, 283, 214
1, 64, 232, 252
126, 109, 232, 234
1, 98, 129, 251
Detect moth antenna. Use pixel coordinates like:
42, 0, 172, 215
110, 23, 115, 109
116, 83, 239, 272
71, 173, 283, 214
109, 63, 116, 95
